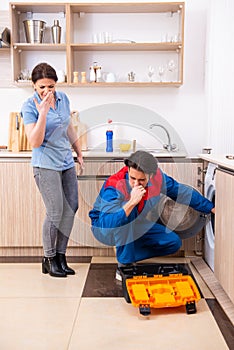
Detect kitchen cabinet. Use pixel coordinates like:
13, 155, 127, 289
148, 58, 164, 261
71, 176, 107, 248
160, 161, 204, 254
0, 157, 203, 257
0, 162, 45, 248
10, 2, 185, 87
70, 160, 124, 248
10, 3, 67, 84
214, 168, 234, 303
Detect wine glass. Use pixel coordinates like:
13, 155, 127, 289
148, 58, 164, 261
147, 65, 155, 82
158, 65, 165, 82
167, 59, 176, 81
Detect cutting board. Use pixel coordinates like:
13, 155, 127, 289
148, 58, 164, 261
71, 110, 88, 151
8, 112, 32, 152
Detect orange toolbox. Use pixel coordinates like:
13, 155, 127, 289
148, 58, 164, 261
119, 263, 201, 316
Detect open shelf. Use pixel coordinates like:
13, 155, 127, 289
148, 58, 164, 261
10, 2, 185, 87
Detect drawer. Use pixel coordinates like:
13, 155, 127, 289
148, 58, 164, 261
76, 160, 123, 176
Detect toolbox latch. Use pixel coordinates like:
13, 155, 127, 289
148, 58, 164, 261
139, 304, 151, 316
186, 301, 197, 314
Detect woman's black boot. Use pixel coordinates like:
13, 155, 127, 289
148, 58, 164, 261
56, 253, 75, 275
42, 256, 67, 277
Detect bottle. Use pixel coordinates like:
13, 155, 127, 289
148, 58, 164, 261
106, 130, 113, 152
89, 66, 95, 82
52, 20, 61, 44
93, 61, 101, 82
106, 118, 113, 152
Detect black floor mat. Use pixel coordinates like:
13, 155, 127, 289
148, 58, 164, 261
82, 262, 202, 298
82, 263, 123, 297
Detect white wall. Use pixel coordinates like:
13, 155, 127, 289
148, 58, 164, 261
0, 0, 210, 156
205, 0, 234, 154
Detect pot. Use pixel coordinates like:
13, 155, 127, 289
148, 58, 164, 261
148, 194, 209, 239
23, 20, 46, 43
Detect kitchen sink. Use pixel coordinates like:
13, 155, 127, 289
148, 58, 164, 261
140, 148, 169, 153
80, 148, 187, 158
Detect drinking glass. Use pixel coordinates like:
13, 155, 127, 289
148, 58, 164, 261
167, 60, 176, 81
147, 65, 154, 82
158, 65, 165, 82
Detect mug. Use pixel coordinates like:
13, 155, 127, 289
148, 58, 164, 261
102, 72, 116, 83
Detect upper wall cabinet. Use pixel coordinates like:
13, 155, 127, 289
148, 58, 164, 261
10, 3, 68, 85
10, 2, 185, 87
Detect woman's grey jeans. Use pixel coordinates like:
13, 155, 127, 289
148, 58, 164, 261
33, 166, 78, 257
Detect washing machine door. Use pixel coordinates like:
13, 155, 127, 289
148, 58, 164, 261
206, 185, 215, 232
156, 195, 209, 239
204, 181, 215, 271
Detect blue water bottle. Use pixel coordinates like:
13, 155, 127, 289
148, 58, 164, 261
106, 130, 113, 152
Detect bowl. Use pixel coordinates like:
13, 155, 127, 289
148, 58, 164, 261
119, 143, 131, 152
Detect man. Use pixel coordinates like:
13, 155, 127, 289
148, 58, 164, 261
89, 151, 215, 278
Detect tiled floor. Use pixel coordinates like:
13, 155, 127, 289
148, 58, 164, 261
0, 257, 233, 350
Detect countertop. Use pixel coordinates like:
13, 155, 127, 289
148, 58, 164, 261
79, 148, 187, 158
0, 149, 188, 160
198, 154, 234, 171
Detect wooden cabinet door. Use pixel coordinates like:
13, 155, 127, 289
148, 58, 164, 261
0, 162, 45, 247
77, 160, 123, 176
160, 162, 203, 189
159, 162, 204, 253
70, 177, 107, 248
71, 161, 123, 248
215, 168, 234, 303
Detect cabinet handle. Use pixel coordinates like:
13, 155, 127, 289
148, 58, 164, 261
197, 166, 207, 175
77, 175, 108, 181
197, 179, 205, 187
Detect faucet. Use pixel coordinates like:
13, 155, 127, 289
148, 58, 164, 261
149, 123, 177, 151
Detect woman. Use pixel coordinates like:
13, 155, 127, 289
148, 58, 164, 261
21, 62, 83, 277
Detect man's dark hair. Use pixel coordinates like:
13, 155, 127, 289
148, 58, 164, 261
124, 150, 158, 175
31, 62, 58, 84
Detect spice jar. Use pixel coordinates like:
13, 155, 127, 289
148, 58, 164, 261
81, 71, 87, 83
73, 71, 79, 84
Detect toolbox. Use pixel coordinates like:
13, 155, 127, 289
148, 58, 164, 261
119, 263, 201, 316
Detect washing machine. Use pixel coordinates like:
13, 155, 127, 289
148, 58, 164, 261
204, 163, 217, 271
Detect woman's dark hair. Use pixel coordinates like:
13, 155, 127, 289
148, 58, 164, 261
124, 150, 158, 175
31, 62, 58, 84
